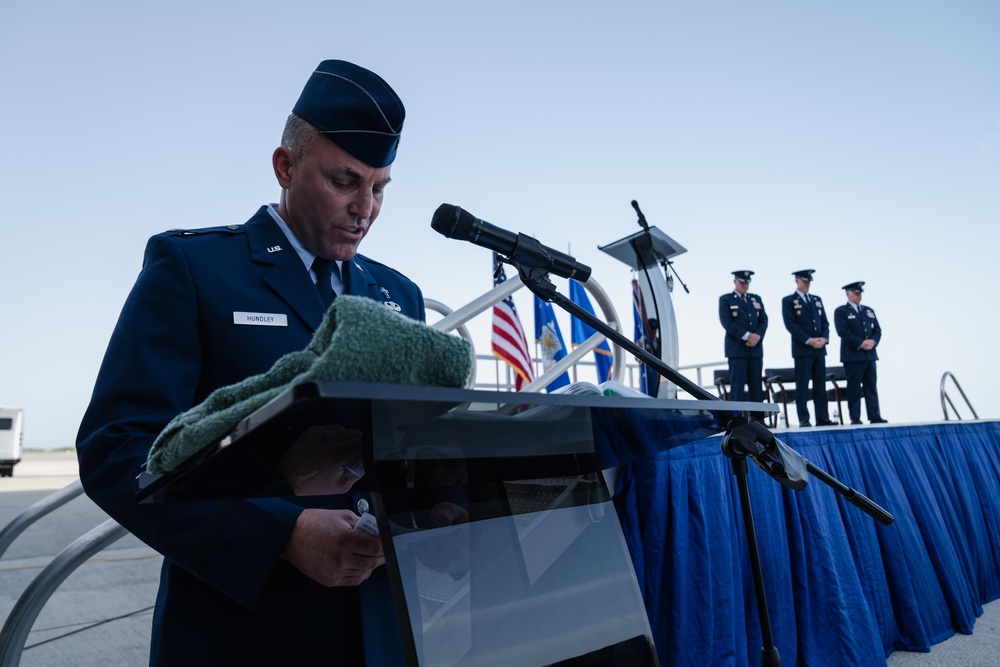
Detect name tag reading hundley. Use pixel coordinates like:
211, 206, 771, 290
233, 312, 288, 326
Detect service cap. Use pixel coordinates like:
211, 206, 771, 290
732, 270, 754, 282
292, 60, 405, 168
842, 281, 865, 293
792, 269, 815, 282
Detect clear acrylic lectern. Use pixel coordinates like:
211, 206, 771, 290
137, 381, 763, 667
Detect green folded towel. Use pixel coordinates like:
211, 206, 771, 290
147, 295, 472, 474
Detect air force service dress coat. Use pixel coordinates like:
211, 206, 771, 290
718, 291, 768, 401
781, 292, 829, 359
719, 292, 767, 359
834, 303, 881, 363
76, 206, 422, 665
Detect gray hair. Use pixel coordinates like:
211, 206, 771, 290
281, 113, 320, 162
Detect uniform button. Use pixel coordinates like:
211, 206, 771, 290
356, 498, 370, 516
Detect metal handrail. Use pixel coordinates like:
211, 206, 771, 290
0, 480, 85, 560
429, 275, 627, 392
940, 371, 979, 421
424, 298, 478, 388
0, 518, 129, 667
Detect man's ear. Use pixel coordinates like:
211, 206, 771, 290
273, 146, 294, 188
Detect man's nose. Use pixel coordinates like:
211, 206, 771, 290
350, 189, 375, 220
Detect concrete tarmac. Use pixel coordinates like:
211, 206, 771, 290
0, 451, 158, 666
1, 451, 998, 666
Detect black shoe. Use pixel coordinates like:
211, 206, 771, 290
850, 419, 863, 425
870, 418, 888, 424
816, 419, 836, 426
799, 421, 812, 427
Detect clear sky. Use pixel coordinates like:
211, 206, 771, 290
1, 1, 997, 449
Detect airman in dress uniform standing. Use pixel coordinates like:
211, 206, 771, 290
718, 270, 768, 403
834, 281, 887, 425
781, 269, 834, 427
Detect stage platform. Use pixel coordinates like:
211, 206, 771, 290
616, 419, 1000, 667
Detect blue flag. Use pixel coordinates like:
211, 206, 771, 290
568, 279, 614, 383
533, 296, 571, 391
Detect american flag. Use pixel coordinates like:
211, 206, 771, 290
492, 252, 534, 390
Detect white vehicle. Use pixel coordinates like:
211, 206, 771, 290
0, 407, 23, 476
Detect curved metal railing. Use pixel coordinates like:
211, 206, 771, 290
940, 371, 979, 421
0, 480, 84, 560
428, 275, 627, 392
0, 518, 129, 667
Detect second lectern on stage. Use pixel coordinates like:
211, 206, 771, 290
138, 381, 770, 667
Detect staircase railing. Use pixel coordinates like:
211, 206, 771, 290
940, 371, 979, 421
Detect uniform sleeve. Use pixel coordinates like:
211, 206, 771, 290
76, 234, 301, 609
820, 303, 831, 340
757, 301, 768, 338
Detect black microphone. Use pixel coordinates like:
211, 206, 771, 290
631, 200, 649, 231
431, 203, 592, 282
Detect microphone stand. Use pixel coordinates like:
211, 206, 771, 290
511, 261, 893, 667
664, 258, 690, 294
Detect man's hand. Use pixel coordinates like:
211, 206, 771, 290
278, 425, 364, 496
807, 337, 827, 349
746, 333, 761, 347
860, 339, 876, 351
281, 509, 384, 587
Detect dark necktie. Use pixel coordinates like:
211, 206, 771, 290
312, 257, 338, 308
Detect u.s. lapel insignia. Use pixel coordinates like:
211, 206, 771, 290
380, 287, 391, 299
266, 245, 283, 253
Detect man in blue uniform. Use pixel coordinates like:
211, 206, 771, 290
781, 269, 835, 427
834, 281, 887, 425
76, 60, 415, 665
718, 270, 768, 403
